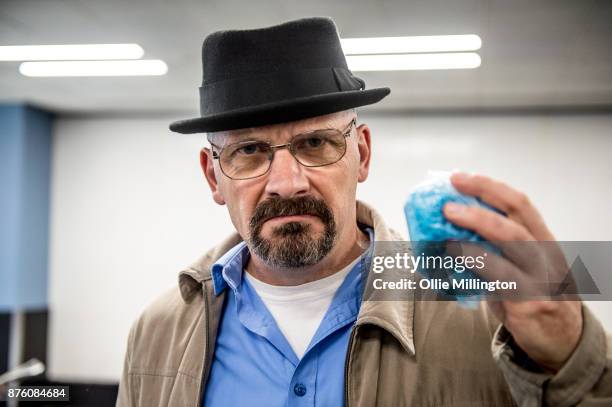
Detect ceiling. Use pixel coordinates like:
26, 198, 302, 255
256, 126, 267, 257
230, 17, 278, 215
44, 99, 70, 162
1, 0, 611, 115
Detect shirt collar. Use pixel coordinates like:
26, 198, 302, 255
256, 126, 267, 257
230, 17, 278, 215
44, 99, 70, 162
211, 241, 249, 295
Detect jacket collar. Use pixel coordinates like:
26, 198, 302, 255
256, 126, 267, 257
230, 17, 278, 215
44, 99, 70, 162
178, 200, 415, 355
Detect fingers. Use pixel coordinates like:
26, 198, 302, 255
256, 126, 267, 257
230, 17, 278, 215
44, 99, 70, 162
443, 204, 554, 277
450, 172, 555, 241
453, 242, 536, 298
444, 202, 533, 242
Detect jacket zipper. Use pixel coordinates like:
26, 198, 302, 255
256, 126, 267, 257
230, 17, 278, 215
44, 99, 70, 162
196, 282, 210, 407
343, 326, 357, 407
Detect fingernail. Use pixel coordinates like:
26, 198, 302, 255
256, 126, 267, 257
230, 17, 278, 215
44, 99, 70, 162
445, 202, 464, 214
452, 172, 469, 182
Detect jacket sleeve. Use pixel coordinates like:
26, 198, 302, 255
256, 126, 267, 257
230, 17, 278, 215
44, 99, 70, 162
491, 304, 612, 407
116, 322, 137, 407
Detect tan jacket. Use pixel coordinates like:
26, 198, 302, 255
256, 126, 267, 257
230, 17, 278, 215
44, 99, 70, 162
117, 201, 611, 407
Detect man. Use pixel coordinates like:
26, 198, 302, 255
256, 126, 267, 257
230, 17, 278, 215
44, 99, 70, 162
117, 17, 611, 406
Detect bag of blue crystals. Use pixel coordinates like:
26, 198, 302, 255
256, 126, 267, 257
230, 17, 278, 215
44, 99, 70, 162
404, 171, 502, 307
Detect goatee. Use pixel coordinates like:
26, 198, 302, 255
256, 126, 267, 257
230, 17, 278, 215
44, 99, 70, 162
248, 196, 336, 268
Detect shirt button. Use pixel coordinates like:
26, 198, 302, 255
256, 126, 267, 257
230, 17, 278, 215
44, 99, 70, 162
293, 383, 307, 397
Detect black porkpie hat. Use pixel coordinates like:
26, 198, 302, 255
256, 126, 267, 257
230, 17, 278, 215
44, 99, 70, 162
169, 17, 390, 134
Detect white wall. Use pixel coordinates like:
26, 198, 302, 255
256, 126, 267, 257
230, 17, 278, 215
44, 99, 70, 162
48, 112, 612, 382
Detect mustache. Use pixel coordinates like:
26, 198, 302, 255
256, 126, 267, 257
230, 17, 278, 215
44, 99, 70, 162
249, 196, 334, 230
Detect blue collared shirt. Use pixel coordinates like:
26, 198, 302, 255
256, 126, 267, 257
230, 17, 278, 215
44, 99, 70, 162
203, 229, 373, 406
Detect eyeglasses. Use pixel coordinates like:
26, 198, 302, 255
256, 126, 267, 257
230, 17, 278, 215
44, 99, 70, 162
211, 118, 357, 180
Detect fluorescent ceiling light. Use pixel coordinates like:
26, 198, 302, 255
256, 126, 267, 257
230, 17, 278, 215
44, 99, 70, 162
346, 53, 481, 71
0, 44, 144, 61
19, 60, 168, 77
341, 35, 481, 55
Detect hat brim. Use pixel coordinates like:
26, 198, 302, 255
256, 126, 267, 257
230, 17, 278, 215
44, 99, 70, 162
169, 87, 390, 134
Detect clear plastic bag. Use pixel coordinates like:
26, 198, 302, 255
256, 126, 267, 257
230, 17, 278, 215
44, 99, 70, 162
403, 171, 502, 308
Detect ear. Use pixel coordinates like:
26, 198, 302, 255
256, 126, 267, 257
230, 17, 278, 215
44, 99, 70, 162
200, 147, 226, 205
355, 123, 371, 183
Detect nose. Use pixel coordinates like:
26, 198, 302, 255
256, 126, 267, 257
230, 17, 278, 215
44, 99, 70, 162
263, 148, 309, 199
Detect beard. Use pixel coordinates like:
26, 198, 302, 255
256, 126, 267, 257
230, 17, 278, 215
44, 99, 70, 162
248, 196, 336, 268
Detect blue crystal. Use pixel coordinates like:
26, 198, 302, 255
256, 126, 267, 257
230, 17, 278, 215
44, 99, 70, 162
404, 172, 493, 243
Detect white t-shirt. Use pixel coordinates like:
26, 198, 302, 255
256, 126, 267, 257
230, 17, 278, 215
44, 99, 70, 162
244, 255, 362, 359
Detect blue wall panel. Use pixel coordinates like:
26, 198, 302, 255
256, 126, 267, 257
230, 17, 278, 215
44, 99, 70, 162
0, 105, 23, 309
0, 104, 53, 311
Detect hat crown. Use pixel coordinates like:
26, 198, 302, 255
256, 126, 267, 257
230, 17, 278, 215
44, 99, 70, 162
169, 17, 390, 133
201, 17, 348, 85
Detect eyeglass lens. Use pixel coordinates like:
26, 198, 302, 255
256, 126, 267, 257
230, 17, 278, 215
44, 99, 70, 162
219, 128, 348, 179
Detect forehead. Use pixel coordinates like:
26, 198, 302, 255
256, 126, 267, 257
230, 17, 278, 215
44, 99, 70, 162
210, 111, 352, 146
